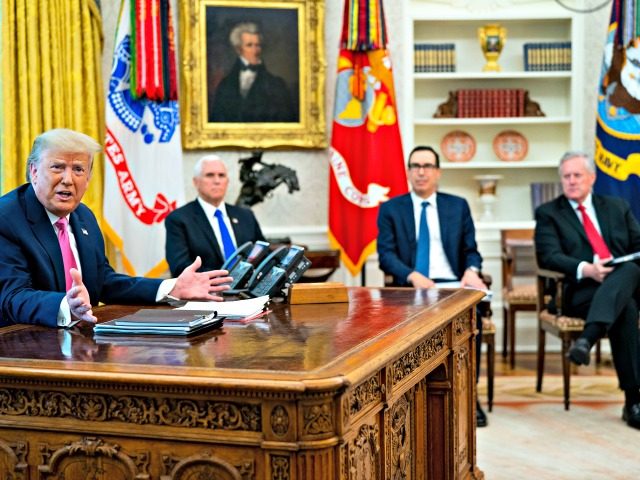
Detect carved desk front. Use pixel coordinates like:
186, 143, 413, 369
0, 287, 484, 480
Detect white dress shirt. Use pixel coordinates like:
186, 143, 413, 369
197, 197, 238, 255
410, 191, 457, 280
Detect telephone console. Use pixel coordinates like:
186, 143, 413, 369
246, 245, 310, 298
223, 240, 271, 293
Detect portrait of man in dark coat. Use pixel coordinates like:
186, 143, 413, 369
207, 19, 298, 123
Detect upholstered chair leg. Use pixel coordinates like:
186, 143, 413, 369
536, 326, 546, 392
502, 305, 508, 359
562, 337, 572, 410
509, 308, 516, 368
487, 336, 495, 412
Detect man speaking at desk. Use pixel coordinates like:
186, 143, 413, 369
0, 128, 231, 328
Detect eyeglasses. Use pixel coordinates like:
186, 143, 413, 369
408, 163, 438, 171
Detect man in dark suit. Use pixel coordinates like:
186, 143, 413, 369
0, 129, 232, 328
535, 151, 640, 429
165, 155, 265, 277
377, 145, 488, 426
209, 22, 296, 123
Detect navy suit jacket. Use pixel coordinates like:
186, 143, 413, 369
0, 184, 162, 327
535, 193, 640, 284
164, 200, 265, 277
377, 192, 483, 286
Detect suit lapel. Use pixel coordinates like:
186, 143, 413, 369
435, 195, 459, 273
69, 212, 97, 297
226, 204, 244, 244
592, 195, 612, 247
399, 195, 416, 253
24, 186, 66, 290
557, 196, 589, 243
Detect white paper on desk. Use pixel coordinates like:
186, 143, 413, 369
434, 282, 493, 302
176, 295, 269, 318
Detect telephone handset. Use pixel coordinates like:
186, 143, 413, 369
247, 245, 310, 298
224, 240, 271, 292
221, 241, 253, 271
245, 246, 289, 291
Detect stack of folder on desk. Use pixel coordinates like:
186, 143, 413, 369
94, 309, 224, 336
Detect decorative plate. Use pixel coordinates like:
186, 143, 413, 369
440, 130, 476, 162
493, 130, 528, 161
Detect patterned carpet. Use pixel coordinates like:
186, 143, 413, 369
476, 375, 640, 479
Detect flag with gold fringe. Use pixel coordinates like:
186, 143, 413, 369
103, 0, 184, 277
328, 0, 407, 276
594, 0, 640, 221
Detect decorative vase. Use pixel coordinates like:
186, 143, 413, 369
478, 23, 507, 72
474, 175, 503, 221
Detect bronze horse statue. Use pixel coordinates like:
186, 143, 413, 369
235, 152, 300, 208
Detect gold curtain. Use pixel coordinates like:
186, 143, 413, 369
1, 0, 104, 219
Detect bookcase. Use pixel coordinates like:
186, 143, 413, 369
401, 1, 585, 224
389, 1, 588, 350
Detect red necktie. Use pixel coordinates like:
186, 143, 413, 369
55, 217, 78, 290
577, 204, 611, 261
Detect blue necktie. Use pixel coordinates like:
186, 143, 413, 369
214, 209, 236, 259
414, 201, 430, 277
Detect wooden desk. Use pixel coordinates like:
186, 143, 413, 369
0, 287, 484, 479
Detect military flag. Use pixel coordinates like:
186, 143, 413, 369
594, 0, 640, 221
328, 0, 407, 276
104, 0, 184, 276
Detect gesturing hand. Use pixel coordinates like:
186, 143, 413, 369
169, 256, 232, 301
66, 268, 97, 324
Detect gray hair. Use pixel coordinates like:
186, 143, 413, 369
193, 154, 225, 178
229, 22, 261, 50
26, 128, 101, 182
558, 151, 595, 175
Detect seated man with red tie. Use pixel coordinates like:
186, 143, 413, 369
164, 155, 265, 277
535, 151, 640, 430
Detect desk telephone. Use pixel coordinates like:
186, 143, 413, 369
222, 240, 270, 291
245, 245, 311, 298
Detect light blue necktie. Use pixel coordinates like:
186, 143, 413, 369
214, 209, 236, 259
414, 201, 430, 277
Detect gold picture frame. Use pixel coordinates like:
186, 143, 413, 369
179, 0, 326, 149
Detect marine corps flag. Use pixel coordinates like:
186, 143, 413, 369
328, 0, 407, 276
594, 0, 640, 221
104, 0, 184, 276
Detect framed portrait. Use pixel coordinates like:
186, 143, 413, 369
179, 0, 326, 149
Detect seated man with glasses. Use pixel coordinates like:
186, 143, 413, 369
377, 145, 489, 426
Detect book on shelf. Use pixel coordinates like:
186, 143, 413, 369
94, 309, 224, 336
413, 43, 455, 73
530, 182, 563, 216
453, 89, 526, 118
523, 42, 571, 72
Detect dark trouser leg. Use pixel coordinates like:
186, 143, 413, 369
608, 300, 640, 391
568, 263, 640, 338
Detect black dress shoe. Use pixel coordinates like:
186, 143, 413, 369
476, 401, 488, 428
622, 403, 640, 429
568, 338, 591, 366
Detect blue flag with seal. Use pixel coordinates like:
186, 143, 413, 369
594, 1, 640, 221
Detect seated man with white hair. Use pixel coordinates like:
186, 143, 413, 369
165, 155, 265, 277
